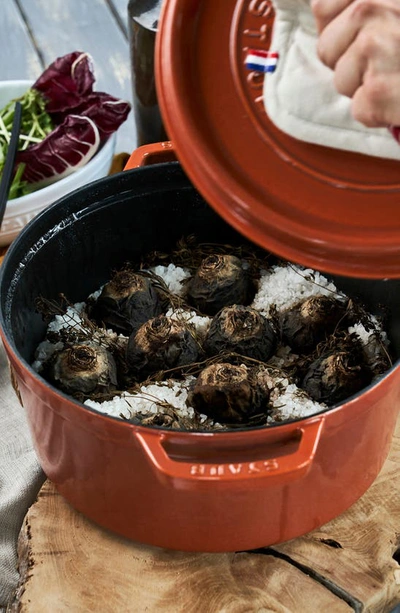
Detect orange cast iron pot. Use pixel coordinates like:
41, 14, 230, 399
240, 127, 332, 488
0, 144, 399, 552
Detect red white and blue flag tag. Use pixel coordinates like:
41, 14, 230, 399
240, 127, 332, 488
245, 50, 279, 74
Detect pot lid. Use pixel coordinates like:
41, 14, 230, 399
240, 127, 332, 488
156, 0, 400, 279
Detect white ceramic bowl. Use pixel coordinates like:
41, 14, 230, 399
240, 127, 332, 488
0, 80, 116, 246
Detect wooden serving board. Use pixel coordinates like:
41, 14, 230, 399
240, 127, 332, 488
8, 419, 400, 613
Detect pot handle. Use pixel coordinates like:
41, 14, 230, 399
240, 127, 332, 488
124, 141, 177, 170
135, 418, 324, 487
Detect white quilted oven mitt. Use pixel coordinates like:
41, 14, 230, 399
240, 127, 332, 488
263, 0, 400, 160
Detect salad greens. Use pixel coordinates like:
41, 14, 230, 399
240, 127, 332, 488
0, 89, 54, 198
0, 51, 131, 200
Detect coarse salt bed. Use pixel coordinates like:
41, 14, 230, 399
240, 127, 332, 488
32, 302, 121, 372
47, 303, 86, 334
34, 260, 389, 429
349, 320, 388, 347
84, 377, 207, 422
85, 369, 322, 424
166, 307, 211, 336
151, 263, 191, 296
88, 288, 103, 301
268, 345, 299, 369
32, 304, 87, 372
269, 378, 325, 421
252, 265, 342, 316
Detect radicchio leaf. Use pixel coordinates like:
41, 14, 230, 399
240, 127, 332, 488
13, 51, 131, 188
51, 92, 131, 140
16, 115, 100, 185
33, 51, 95, 113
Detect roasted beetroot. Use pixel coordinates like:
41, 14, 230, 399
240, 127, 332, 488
280, 295, 348, 353
188, 363, 271, 424
186, 254, 251, 315
47, 344, 118, 398
92, 270, 162, 335
302, 349, 372, 406
127, 315, 199, 378
204, 305, 276, 361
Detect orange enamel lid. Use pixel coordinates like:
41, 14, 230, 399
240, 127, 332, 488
155, 0, 400, 279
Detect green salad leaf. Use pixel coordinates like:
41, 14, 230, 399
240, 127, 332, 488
0, 88, 54, 198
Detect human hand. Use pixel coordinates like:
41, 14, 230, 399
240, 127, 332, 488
311, 0, 400, 128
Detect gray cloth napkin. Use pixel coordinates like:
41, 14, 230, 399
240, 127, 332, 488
0, 342, 45, 609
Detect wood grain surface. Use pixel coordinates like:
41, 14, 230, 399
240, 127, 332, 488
0, 0, 136, 154
11, 483, 352, 613
0, 1, 42, 81
9, 419, 400, 613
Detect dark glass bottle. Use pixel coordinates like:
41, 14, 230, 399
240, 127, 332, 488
128, 0, 168, 146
